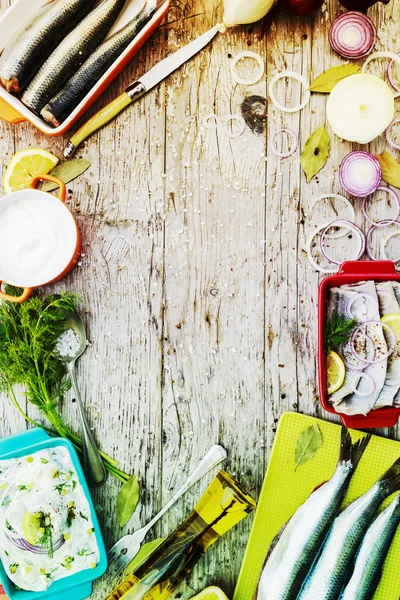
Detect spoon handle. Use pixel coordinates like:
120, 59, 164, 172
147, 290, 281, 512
68, 362, 107, 487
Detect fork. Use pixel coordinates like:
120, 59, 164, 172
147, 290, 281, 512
106, 444, 227, 582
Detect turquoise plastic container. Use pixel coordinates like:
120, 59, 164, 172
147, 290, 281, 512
0, 428, 108, 600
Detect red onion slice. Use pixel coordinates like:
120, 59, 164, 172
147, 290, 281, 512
344, 332, 375, 370
362, 51, 400, 99
387, 54, 400, 92
269, 128, 298, 158
382, 229, 400, 263
339, 151, 382, 198
350, 320, 396, 364
366, 219, 400, 261
346, 292, 379, 321
7, 534, 65, 554
329, 12, 376, 60
350, 372, 376, 397
386, 118, 400, 151
362, 186, 400, 227
310, 194, 355, 240
320, 219, 365, 265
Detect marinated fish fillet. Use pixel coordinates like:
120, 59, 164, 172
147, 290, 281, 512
41, 1, 156, 127
375, 282, 400, 408
335, 281, 387, 416
298, 456, 400, 600
340, 495, 400, 600
0, 0, 95, 93
254, 429, 370, 600
21, 0, 127, 114
392, 281, 400, 307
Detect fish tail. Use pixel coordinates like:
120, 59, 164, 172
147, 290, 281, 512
339, 428, 371, 469
379, 456, 400, 495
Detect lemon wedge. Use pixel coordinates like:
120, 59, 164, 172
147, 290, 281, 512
22, 511, 43, 546
327, 351, 346, 395
381, 313, 400, 340
3, 148, 58, 193
190, 587, 229, 600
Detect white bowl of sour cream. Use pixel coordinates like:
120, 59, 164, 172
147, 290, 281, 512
0, 174, 81, 303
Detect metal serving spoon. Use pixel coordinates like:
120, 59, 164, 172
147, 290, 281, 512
57, 309, 107, 487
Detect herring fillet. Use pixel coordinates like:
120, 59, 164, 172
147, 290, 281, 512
254, 429, 370, 600
0, 0, 95, 93
21, 0, 127, 114
328, 288, 367, 405
298, 455, 400, 600
375, 282, 400, 408
41, 2, 156, 127
340, 495, 400, 600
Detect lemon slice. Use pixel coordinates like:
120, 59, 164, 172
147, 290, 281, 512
22, 511, 43, 546
327, 351, 345, 395
190, 587, 229, 600
381, 313, 400, 340
3, 148, 59, 193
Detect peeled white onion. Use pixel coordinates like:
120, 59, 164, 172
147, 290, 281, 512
326, 73, 394, 144
223, 0, 276, 27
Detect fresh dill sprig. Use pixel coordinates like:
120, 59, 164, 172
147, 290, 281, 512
38, 513, 54, 559
324, 311, 358, 353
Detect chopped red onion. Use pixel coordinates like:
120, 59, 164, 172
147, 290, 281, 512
350, 372, 376, 397
320, 219, 365, 265
346, 292, 379, 321
329, 12, 376, 60
386, 118, 400, 150
339, 151, 382, 198
269, 128, 298, 158
350, 320, 396, 364
362, 186, 400, 227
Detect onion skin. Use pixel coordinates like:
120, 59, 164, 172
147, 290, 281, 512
339, 0, 390, 9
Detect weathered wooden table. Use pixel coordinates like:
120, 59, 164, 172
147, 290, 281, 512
0, 0, 399, 597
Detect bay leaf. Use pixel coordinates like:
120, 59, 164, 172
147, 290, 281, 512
294, 423, 322, 470
309, 65, 361, 93
300, 126, 330, 182
41, 158, 91, 192
117, 474, 140, 527
374, 151, 400, 188
125, 538, 165, 575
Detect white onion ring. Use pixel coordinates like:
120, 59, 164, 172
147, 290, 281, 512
306, 223, 339, 273
362, 51, 400, 98
382, 228, 400, 263
230, 51, 265, 86
203, 114, 219, 130
350, 321, 396, 364
268, 71, 311, 113
386, 118, 400, 151
366, 219, 400, 261
223, 114, 246, 138
310, 194, 355, 240
320, 219, 365, 265
269, 128, 298, 158
346, 292, 379, 321
350, 372, 376, 397
362, 186, 400, 228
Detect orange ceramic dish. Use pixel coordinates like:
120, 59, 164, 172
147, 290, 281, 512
0, 0, 170, 136
0, 174, 81, 303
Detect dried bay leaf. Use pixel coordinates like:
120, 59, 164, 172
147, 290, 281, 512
294, 423, 323, 470
300, 126, 330, 182
374, 150, 400, 188
117, 474, 140, 527
41, 158, 91, 192
309, 65, 361, 93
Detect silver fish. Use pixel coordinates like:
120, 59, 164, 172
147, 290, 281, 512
0, 0, 95, 93
254, 429, 370, 600
21, 0, 127, 115
392, 281, 400, 307
375, 282, 400, 408
340, 495, 400, 600
41, 1, 156, 127
298, 455, 400, 600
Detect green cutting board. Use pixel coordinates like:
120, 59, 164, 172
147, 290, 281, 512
234, 412, 400, 600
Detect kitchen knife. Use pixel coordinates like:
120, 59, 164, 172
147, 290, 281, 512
64, 24, 220, 157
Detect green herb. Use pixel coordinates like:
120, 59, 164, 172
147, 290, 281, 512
77, 547, 94, 557
79, 511, 88, 521
374, 151, 400, 189
5, 519, 13, 531
40, 458, 49, 464
325, 311, 358, 353
0, 289, 129, 483
66, 506, 75, 527
41, 159, 91, 192
17, 485, 27, 491
294, 423, 323, 470
300, 126, 331, 182
117, 475, 140, 527
9, 563, 19, 574
309, 65, 361, 93
38, 512, 54, 558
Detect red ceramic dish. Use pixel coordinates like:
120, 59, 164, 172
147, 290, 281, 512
318, 260, 400, 429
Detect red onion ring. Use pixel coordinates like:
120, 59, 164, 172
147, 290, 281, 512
350, 320, 396, 364
310, 194, 355, 240
339, 151, 382, 198
320, 219, 365, 265
344, 332, 375, 371
366, 219, 400, 262
382, 229, 400, 263
350, 372, 376, 397
362, 186, 400, 227
269, 128, 298, 158
7, 534, 65, 554
386, 118, 400, 151
387, 53, 400, 92
329, 12, 376, 60
346, 292, 379, 321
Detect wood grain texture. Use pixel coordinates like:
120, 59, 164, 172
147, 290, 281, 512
0, 0, 400, 598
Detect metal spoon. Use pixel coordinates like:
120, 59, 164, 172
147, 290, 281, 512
57, 309, 107, 487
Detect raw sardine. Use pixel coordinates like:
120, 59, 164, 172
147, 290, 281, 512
328, 288, 367, 405
21, 0, 127, 115
340, 495, 400, 600
41, 1, 156, 127
0, 0, 95, 93
335, 281, 387, 416
254, 429, 370, 600
375, 282, 400, 408
297, 455, 400, 600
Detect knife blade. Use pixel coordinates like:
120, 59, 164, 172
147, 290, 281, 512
64, 24, 220, 158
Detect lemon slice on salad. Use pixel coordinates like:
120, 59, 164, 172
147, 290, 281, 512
22, 511, 44, 546
381, 313, 400, 340
190, 587, 229, 600
327, 351, 345, 395
3, 148, 58, 193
